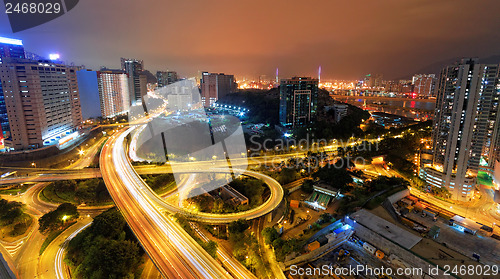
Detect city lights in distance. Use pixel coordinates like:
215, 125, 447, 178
49, 53, 60, 60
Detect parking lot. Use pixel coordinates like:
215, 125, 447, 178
405, 210, 500, 266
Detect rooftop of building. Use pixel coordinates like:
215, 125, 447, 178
281, 76, 319, 82
349, 209, 422, 249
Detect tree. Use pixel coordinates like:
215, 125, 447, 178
0, 199, 25, 226
228, 219, 249, 234
301, 179, 314, 194
320, 213, 332, 223
38, 203, 78, 233
313, 164, 353, 190
65, 209, 144, 279
90, 208, 127, 238
276, 168, 300, 185
203, 241, 218, 259
430, 185, 451, 199
261, 227, 279, 245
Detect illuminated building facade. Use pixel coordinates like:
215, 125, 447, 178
0, 36, 26, 137
200, 72, 237, 107
412, 74, 436, 97
279, 77, 319, 128
422, 59, 500, 201
0, 57, 82, 150
156, 71, 178, 87
0, 36, 25, 62
97, 70, 130, 118
121, 57, 147, 106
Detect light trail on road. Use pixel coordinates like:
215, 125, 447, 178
101, 127, 232, 278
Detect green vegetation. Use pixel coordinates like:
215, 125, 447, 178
37, 203, 79, 254
338, 176, 409, 213
0, 199, 32, 239
227, 219, 267, 276
262, 227, 280, 245
301, 179, 314, 193
305, 104, 370, 140
261, 227, 303, 262
38, 203, 79, 233
229, 178, 266, 208
0, 184, 31, 195
40, 179, 112, 205
189, 177, 267, 214
228, 219, 250, 234
430, 185, 451, 199
65, 209, 144, 279
352, 126, 431, 177
216, 89, 280, 125
313, 162, 354, 192
261, 167, 303, 185
175, 215, 218, 259
141, 173, 176, 194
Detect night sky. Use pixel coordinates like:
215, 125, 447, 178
1, 0, 499, 80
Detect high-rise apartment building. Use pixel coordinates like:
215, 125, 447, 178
97, 69, 130, 118
412, 74, 436, 97
121, 58, 147, 106
363, 73, 383, 88
279, 77, 319, 128
0, 36, 25, 62
68, 66, 83, 127
0, 57, 83, 150
420, 59, 500, 201
200, 72, 237, 107
0, 37, 26, 137
156, 71, 178, 87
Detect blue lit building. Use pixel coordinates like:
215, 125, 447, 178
0, 36, 25, 138
279, 77, 318, 128
0, 37, 83, 150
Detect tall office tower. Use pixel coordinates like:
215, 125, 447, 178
0, 37, 26, 136
156, 71, 178, 87
121, 58, 146, 105
363, 74, 383, 88
0, 36, 25, 61
200, 72, 237, 107
279, 77, 319, 128
398, 79, 414, 94
67, 66, 83, 127
0, 57, 83, 150
412, 74, 436, 97
492, 120, 500, 168
97, 70, 130, 118
420, 59, 500, 201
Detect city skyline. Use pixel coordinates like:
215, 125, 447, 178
0, 2, 499, 279
1, 0, 500, 80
